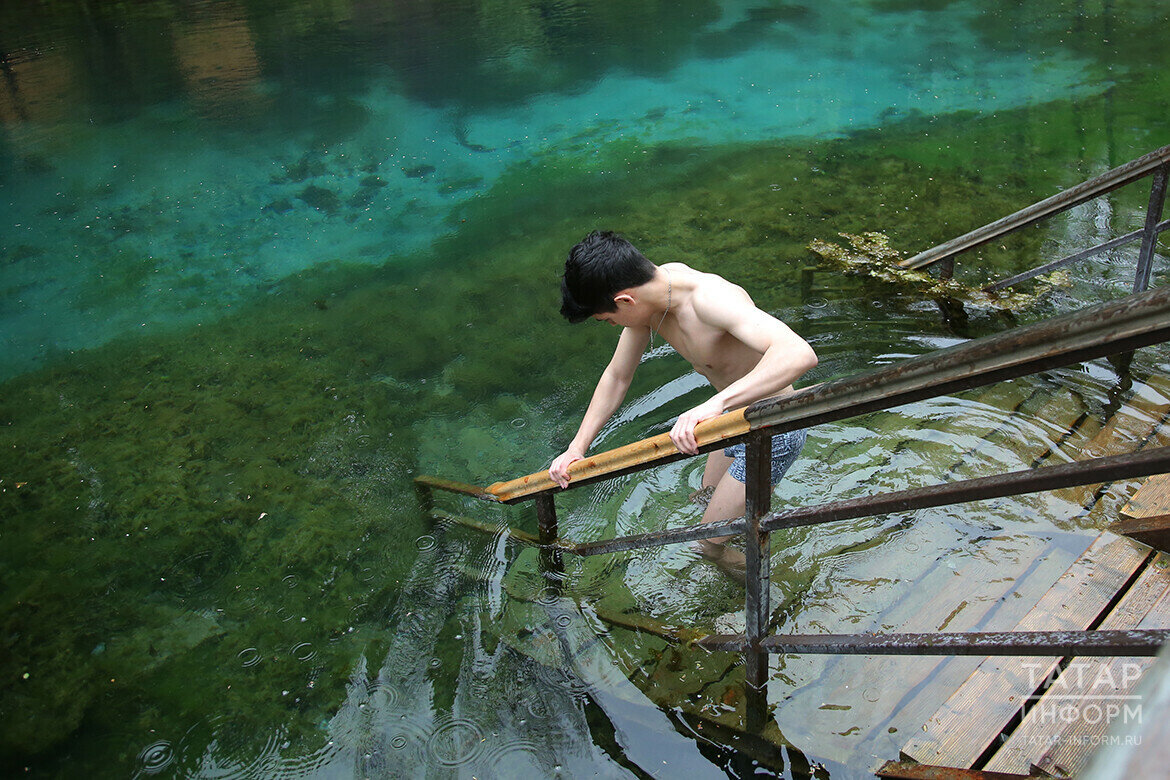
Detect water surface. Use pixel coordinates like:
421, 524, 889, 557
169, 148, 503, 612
2, 1, 1168, 776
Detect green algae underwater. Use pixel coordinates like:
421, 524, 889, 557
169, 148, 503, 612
3, 15, 1170, 774
1, 112, 1163, 775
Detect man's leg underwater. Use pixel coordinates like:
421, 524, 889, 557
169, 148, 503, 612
693, 431, 806, 568
691, 449, 734, 503
695, 464, 748, 568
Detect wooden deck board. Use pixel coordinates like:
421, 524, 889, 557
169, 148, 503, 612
1030, 583, 1170, 776
982, 553, 1170, 774
769, 382, 1048, 713
780, 535, 1056, 763
863, 542, 1080, 768
899, 531, 1153, 768
1114, 473, 1170, 552
1121, 473, 1170, 524
944, 380, 1090, 481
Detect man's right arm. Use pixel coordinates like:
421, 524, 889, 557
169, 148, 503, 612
549, 326, 649, 488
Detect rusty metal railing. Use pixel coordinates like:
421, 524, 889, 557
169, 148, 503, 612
898, 144, 1170, 293
414, 151, 1170, 693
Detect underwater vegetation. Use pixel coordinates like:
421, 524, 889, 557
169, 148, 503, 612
1, 0, 1169, 774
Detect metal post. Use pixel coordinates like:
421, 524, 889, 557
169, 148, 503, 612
743, 434, 773, 693
800, 266, 815, 300
745, 676, 769, 735
414, 481, 434, 516
1134, 163, 1169, 293
938, 257, 955, 280
535, 494, 563, 587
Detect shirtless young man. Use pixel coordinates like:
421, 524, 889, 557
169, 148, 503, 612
549, 231, 818, 568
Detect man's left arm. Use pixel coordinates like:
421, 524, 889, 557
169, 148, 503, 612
670, 291, 817, 455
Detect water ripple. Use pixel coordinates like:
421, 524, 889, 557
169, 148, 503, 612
534, 587, 559, 606
427, 718, 486, 767
237, 647, 262, 668
161, 551, 226, 600
290, 642, 317, 662
486, 739, 543, 773
136, 740, 174, 774
368, 678, 401, 709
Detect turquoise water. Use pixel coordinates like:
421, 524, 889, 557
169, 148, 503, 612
1, 0, 1169, 777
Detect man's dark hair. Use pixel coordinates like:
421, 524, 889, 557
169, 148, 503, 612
560, 231, 656, 323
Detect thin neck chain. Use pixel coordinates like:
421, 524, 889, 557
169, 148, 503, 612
650, 269, 671, 350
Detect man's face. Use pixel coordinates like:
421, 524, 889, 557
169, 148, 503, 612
592, 311, 624, 327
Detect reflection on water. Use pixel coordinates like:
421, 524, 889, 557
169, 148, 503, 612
1, 0, 1169, 777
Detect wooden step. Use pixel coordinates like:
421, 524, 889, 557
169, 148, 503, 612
981, 552, 1170, 776
1113, 473, 1170, 552
899, 531, 1154, 769
813, 381, 1036, 494
777, 534, 1077, 767
1055, 375, 1170, 508
943, 380, 1089, 482
858, 537, 1084, 769
1121, 472, 1170, 523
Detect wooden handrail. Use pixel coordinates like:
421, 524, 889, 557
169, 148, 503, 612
484, 408, 751, 503
899, 144, 1170, 270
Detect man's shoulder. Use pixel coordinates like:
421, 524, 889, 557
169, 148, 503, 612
688, 271, 752, 315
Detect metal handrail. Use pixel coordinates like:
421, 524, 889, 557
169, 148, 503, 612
414, 284, 1170, 660
898, 144, 1170, 271
700, 630, 1170, 656
569, 445, 1170, 557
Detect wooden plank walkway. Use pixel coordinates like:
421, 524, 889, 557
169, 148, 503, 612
426, 368, 1170, 777
983, 552, 1170, 776
1114, 472, 1170, 552
899, 531, 1154, 769
894, 467, 1170, 778
778, 533, 1081, 767
883, 376, 1170, 775
1055, 374, 1170, 509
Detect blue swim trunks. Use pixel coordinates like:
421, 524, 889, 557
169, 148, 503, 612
723, 429, 806, 484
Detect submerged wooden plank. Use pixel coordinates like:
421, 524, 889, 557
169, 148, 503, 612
861, 543, 1079, 766
784, 535, 1054, 763
1115, 474, 1170, 551
900, 532, 1152, 769
1056, 376, 1170, 508
983, 554, 1170, 776
944, 381, 1086, 483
